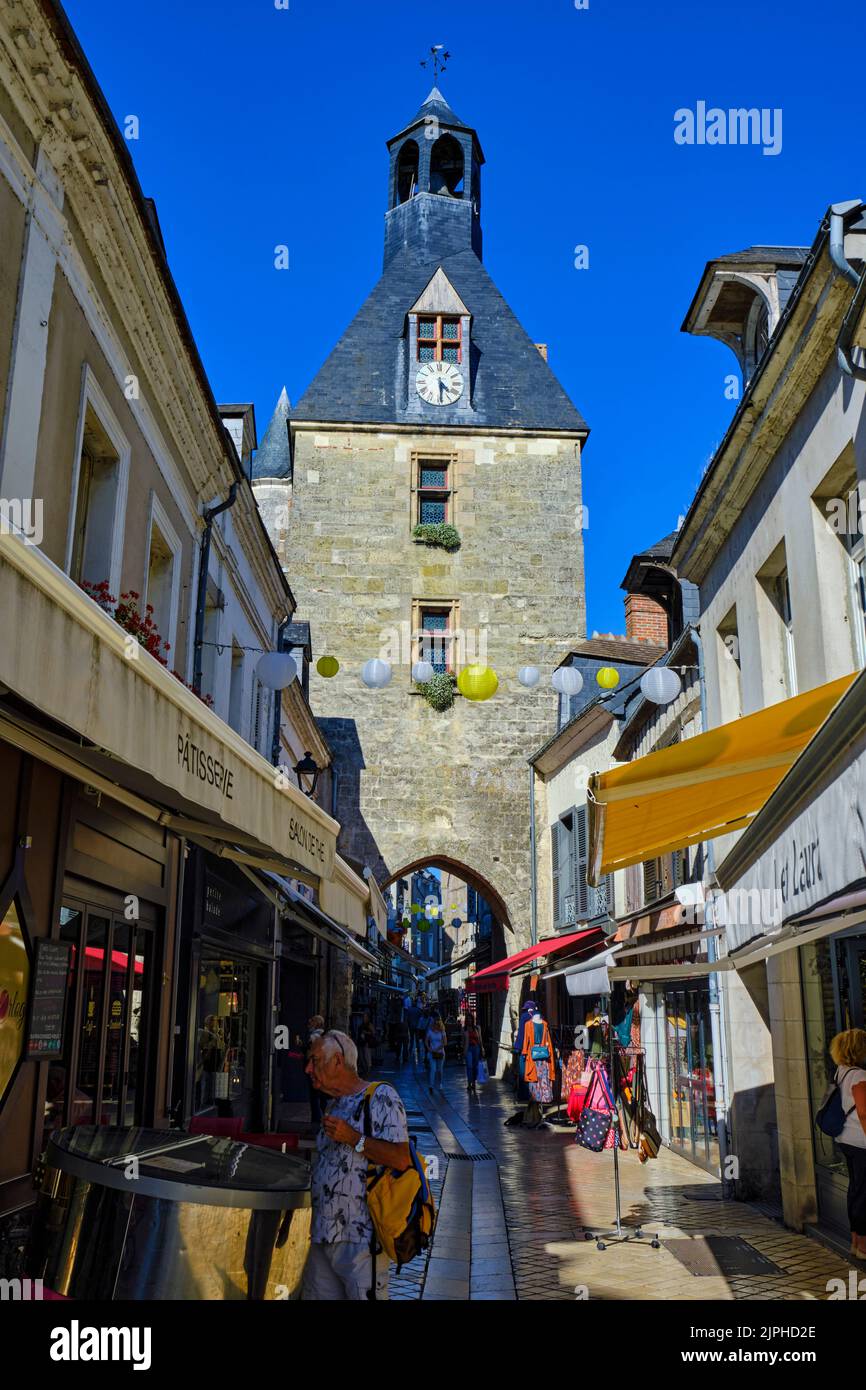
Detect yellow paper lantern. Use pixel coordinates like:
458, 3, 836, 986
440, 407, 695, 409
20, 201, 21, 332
457, 664, 499, 701
596, 666, 620, 689
316, 655, 339, 678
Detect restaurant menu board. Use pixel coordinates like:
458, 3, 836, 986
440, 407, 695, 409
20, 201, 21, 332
26, 939, 72, 1061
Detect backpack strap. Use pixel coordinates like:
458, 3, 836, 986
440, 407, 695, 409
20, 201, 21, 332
358, 1082, 382, 1301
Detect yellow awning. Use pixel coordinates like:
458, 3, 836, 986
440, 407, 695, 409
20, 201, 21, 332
587, 673, 856, 884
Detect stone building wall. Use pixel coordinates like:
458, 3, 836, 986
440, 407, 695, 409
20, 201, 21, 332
287, 424, 587, 945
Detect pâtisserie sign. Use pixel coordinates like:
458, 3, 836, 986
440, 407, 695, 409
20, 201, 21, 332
177, 732, 234, 800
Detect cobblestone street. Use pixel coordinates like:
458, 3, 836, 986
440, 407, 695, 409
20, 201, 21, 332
377, 1059, 858, 1302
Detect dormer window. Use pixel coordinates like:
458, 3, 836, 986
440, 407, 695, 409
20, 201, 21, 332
417, 315, 463, 364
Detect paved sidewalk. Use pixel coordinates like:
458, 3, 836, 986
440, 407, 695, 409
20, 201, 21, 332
377, 1058, 857, 1302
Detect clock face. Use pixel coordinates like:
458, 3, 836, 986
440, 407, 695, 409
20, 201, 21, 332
416, 361, 464, 406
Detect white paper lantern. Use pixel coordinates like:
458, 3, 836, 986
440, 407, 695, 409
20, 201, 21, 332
517, 666, 541, 688
551, 666, 583, 696
256, 652, 298, 690
640, 666, 682, 706
412, 660, 435, 683
361, 658, 392, 689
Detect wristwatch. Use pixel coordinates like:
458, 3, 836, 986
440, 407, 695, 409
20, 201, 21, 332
354, 1132, 366, 1155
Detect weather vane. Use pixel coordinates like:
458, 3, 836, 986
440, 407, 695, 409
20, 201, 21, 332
420, 45, 451, 83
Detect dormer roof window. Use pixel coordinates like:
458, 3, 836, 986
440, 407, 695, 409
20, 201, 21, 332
681, 246, 808, 382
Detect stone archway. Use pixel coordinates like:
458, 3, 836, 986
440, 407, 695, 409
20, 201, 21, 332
382, 853, 511, 931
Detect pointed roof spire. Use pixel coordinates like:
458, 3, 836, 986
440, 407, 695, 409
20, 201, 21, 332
252, 387, 291, 480
413, 85, 464, 128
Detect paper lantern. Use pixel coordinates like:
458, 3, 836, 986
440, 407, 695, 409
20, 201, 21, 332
256, 652, 297, 690
517, 666, 541, 688
451, 917, 462, 928
551, 666, 583, 696
457, 664, 499, 701
640, 666, 682, 706
361, 658, 392, 688
412, 660, 435, 683
316, 655, 339, 678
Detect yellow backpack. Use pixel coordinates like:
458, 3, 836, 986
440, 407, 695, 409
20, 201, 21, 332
361, 1083, 437, 1268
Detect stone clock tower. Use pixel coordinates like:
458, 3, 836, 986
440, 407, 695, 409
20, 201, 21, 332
283, 88, 588, 943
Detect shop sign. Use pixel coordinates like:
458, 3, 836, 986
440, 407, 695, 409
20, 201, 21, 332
722, 734, 866, 951
26, 939, 71, 1061
177, 732, 234, 800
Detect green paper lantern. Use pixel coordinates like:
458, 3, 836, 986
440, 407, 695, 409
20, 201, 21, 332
316, 655, 339, 678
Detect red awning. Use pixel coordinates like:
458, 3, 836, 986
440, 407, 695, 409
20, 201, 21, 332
466, 928, 603, 993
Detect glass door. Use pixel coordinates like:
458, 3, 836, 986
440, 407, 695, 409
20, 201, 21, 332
45, 902, 154, 1136
664, 985, 720, 1172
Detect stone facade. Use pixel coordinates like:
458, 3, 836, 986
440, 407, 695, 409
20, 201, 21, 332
288, 424, 586, 942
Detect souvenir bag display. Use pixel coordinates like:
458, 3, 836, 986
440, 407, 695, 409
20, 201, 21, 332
574, 1064, 616, 1152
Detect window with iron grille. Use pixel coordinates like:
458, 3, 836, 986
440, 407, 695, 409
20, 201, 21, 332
416, 456, 452, 526
417, 315, 463, 363
418, 606, 454, 673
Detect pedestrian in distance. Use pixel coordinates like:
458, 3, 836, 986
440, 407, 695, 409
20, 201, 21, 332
302, 1030, 410, 1300
358, 1011, 376, 1076
405, 994, 425, 1065
392, 1011, 411, 1066
463, 1011, 485, 1094
425, 1011, 448, 1094
828, 1027, 866, 1260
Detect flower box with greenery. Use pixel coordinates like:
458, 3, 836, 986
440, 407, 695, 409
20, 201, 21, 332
418, 671, 455, 711
80, 579, 214, 707
412, 522, 461, 552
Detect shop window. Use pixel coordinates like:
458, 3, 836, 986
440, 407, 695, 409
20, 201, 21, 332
0, 896, 30, 1112
67, 370, 130, 596
144, 495, 181, 658
195, 956, 259, 1118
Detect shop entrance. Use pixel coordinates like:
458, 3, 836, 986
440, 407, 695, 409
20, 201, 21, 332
802, 928, 866, 1237
43, 895, 157, 1148
664, 984, 720, 1173
193, 953, 265, 1128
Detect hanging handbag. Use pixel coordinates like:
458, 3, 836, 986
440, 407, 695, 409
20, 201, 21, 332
574, 1069, 614, 1152
477, 1058, 489, 1085
567, 1082, 589, 1121
531, 1044, 550, 1060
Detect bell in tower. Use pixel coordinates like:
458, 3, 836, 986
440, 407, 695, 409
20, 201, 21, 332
384, 88, 484, 268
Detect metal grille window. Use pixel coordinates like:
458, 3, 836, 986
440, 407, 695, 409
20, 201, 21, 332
417, 315, 463, 363
416, 457, 452, 526
420, 609, 452, 673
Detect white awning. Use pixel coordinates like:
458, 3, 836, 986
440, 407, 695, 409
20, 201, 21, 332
0, 532, 339, 887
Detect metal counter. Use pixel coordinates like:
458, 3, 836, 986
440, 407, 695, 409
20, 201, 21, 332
26, 1126, 312, 1300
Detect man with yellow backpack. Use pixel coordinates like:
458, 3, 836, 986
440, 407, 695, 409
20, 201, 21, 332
302, 1029, 436, 1300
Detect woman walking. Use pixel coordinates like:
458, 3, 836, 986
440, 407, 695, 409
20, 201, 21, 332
425, 1011, 448, 1094
829, 1028, 866, 1260
358, 1011, 376, 1076
463, 1012, 485, 1094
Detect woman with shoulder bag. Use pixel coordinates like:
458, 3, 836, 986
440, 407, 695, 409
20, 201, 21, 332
827, 1029, 866, 1260
425, 1012, 448, 1094
463, 1012, 485, 1094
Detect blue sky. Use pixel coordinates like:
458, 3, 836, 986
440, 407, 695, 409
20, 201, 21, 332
64, 0, 861, 636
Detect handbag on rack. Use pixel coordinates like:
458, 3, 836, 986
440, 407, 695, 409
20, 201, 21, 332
574, 1067, 615, 1152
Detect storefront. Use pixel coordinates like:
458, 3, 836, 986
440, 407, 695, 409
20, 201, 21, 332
717, 668, 866, 1240
0, 532, 343, 1273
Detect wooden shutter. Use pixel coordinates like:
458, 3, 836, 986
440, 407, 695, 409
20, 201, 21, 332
643, 858, 660, 906
562, 814, 576, 926
551, 821, 562, 930
574, 805, 589, 920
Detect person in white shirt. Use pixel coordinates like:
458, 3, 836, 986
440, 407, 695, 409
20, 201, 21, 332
829, 1028, 866, 1260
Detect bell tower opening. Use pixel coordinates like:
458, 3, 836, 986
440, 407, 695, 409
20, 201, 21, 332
430, 134, 464, 196
396, 139, 419, 204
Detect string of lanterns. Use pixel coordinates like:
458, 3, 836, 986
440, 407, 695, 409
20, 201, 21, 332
249, 649, 692, 709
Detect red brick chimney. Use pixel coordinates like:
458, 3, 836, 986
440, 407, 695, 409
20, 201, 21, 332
624, 593, 669, 646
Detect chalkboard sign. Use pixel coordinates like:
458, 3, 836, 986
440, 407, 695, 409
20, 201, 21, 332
26, 939, 72, 1061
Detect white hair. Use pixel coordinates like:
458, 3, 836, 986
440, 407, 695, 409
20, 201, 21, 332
320, 1029, 358, 1071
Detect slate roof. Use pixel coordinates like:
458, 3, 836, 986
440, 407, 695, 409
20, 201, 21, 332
572, 637, 667, 665
292, 246, 588, 432
708, 246, 808, 267
409, 87, 466, 133
252, 387, 291, 480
